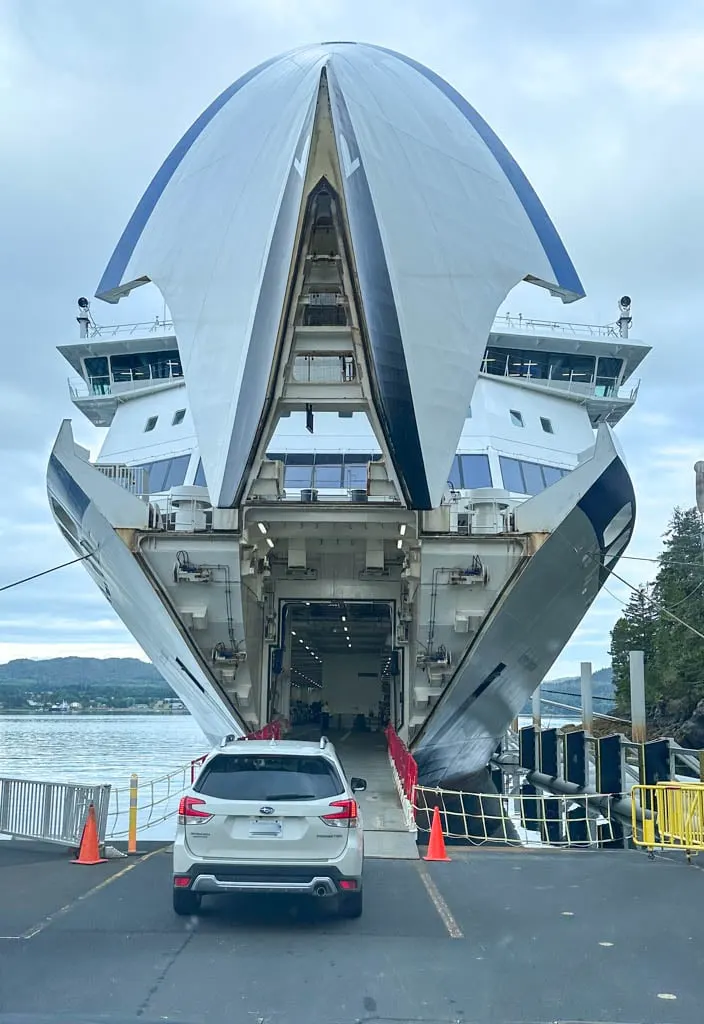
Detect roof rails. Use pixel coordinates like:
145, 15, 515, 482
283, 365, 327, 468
320, 736, 328, 749
220, 733, 237, 747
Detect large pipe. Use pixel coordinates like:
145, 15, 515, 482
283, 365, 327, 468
526, 770, 643, 827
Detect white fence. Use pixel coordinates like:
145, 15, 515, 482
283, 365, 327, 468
0, 777, 111, 847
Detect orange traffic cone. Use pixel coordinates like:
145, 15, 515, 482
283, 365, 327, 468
424, 805, 451, 862
71, 803, 107, 865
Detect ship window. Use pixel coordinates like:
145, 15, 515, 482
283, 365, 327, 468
500, 456, 569, 494
499, 457, 525, 493
521, 461, 544, 495
314, 458, 343, 488
542, 465, 563, 487
284, 456, 313, 489
540, 417, 554, 434
344, 464, 367, 488
137, 455, 190, 493
459, 454, 492, 488
194, 458, 207, 487
110, 349, 182, 383
84, 356, 110, 394
172, 409, 186, 426
145, 459, 169, 492
144, 416, 158, 432
509, 409, 524, 427
447, 456, 462, 489
164, 455, 190, 489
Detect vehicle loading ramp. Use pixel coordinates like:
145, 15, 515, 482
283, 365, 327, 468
291, 727, 418, 859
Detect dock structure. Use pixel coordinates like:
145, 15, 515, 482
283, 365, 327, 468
0, 838, 700, 1022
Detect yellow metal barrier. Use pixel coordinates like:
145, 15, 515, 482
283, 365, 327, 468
631, 783, 704, 860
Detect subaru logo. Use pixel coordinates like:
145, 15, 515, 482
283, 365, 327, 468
259, 806, 275, 815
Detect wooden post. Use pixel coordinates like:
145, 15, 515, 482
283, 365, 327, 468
580, 661, 593, 734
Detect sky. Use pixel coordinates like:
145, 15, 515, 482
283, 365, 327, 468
0, 0, 702, 680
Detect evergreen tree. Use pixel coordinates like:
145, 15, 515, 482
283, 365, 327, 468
609, 584, 659, 709
652, 507, 704, 708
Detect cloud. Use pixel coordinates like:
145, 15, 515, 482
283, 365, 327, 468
1, 0, 702, 693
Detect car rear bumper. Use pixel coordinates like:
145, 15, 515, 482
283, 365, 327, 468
191, 874, 340, 896
175, 862, 361, 897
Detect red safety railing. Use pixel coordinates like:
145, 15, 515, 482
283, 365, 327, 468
190, 754, 208, 783
385, 723, 418, 816
239, 720, 283, 741
189, 721, 284, 782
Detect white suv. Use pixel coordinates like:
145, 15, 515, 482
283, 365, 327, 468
173, 737, 366, 918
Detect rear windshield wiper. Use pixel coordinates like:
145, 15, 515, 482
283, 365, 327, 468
263, 793, 310, 801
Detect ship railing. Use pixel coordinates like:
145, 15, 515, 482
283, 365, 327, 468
94, 463, 148, 497
291, 354, 356, 383
480, 362, 640, 402
86, 317, 174, 338
0, 777, 111, 847
68, 363, 183, 400
385, 724, 418, 832
493, 313, 620, 339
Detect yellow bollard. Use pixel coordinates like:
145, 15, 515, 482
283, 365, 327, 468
128, 773, 138, 855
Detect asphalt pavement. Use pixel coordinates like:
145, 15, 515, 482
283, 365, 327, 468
0, 839, 702, 1023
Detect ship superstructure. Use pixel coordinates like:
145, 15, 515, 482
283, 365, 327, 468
48, 43, 649, 788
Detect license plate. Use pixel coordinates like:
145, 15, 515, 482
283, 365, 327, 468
249, 817, 282, 837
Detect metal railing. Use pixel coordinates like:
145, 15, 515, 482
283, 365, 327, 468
291, 355, 356, 383
632, 783, 704, 859
0, 777, 111, 847
94, 463, 148, 496
86, 317, 174, 338
492, 313, 620, 339
385, 724, 418, 832
69, 363, 183, 400
480, 359, 640, 402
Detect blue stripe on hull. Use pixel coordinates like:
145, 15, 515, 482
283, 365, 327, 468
327, 68, 431, 510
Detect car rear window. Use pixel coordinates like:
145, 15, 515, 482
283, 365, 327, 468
194, 754, 344, 801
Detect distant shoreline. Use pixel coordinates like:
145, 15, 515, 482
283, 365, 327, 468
0, 709, 190, 716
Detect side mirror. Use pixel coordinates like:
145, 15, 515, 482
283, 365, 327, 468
351, 777, 367, 793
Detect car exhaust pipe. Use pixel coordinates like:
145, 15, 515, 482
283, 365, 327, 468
314, 884, 328, 897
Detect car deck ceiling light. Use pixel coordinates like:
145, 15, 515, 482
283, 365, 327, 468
257, 522, 267, 535
341, 615, 346, 622
399, 524, 407, 536
397, 538, 403, 549
266, 537, 274, 548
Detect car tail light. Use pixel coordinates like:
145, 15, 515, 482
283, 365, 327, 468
173, 875, 192, 888
321, 799, 358, 827
177, 796, 213, 824
339, 879, 358, 890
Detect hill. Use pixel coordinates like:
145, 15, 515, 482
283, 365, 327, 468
522, 667, 614, 715
0, 657, 171, 710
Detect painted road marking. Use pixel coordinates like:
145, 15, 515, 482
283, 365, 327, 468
415, 862, 463, 939
0, 845, 170, 941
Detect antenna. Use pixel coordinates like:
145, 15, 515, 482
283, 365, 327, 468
617, 295, 632, 338
76, 296, 93, 339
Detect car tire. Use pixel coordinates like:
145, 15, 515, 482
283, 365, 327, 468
173, 889, 201, 916
338, 890, 363, 919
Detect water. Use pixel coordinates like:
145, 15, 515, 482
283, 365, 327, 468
0, 712, 578, 842
0, 714, 207, 841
